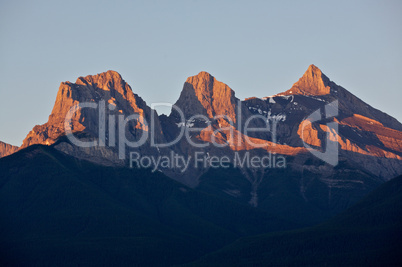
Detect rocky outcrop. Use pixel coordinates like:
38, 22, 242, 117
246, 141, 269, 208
174, 71, 238, 122
279, 64, 331, 96
0, 141, 18, 158
20, 70, 166, 162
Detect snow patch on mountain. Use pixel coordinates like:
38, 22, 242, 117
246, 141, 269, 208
266, 111, 286, 122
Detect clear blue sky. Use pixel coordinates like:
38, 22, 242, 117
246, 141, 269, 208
1, 0, 401, 146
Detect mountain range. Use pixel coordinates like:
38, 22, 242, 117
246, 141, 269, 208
0, 65, 401, 265
2, 65, 401, 213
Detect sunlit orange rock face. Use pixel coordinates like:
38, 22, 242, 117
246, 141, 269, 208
297, 114, 402, 160
74, 71, 146, 124
175, 71, 238, 122
0, 141, 18, 158
339, 114, 402, 153
297, 120, 322, 147
21, 70, 150, 149
198, 122, 306, 156
279, 64, 331, 96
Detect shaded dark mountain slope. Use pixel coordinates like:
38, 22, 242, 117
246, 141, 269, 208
197, 155, 382, 226
188, 174, 402, 266
0, 145, 296, 266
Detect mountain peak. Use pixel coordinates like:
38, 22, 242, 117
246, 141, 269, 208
174, 72, 237, 121
280, 64, 331, 96
75, 70, 125, 91
21, 70, 152, 149
184, 71, 215, 94
187, 71, 213, 81
306, 64, 321, 73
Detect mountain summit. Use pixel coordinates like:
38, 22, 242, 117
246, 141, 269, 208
173, 71, 238, 122
20, 70, 166, 165
21, 70, 151, 149
280, 64, 331, 96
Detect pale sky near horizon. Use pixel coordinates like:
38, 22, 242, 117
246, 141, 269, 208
1, 0, 401, 146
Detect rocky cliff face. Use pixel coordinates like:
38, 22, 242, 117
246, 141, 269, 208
21, 70, 165, 165
174, 71, 238, 122
0, 141, 18, 158
246, 65, 402, 161
280, 64, 331, 96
